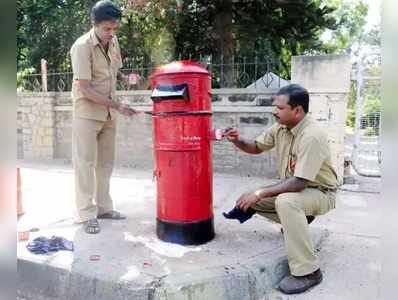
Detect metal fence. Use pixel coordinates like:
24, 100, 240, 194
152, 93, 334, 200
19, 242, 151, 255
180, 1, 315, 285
350, 53, 381, 177
17, 72, 74, 92
17, 56, 284, 92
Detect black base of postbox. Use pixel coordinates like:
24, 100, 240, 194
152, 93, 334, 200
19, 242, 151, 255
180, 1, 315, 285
156, 217, 215, 245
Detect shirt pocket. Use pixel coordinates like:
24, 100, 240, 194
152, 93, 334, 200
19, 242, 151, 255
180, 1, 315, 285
92, 52, 111, 79
110, 46, 121, 72
288, 152, 297, 175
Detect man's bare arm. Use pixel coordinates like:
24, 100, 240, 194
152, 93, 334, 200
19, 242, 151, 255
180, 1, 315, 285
255, 177, 308, 199
232, 138, 263, 154
236, 177, 309, 211
223, 128, 263, 154
76, 79, 137, 116
117, 71, 127, 82
76, 79, 119, 109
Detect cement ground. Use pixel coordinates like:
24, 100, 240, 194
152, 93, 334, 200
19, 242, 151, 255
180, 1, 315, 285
17, 161, 381, 300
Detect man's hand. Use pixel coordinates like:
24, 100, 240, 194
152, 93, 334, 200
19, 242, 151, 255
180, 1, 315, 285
236, 191, 260, 212
117, 72, 130, 87
223, 127, 239, 142
223, 127, 263, 154
117, 104, 137, 117
120, 74, 129, 86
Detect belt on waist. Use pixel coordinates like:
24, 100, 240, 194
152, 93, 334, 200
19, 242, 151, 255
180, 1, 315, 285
310, 186, 337, 193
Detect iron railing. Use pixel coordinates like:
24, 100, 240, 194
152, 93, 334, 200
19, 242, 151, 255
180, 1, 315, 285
17, 72, 74, 92
17, 56, 285, 92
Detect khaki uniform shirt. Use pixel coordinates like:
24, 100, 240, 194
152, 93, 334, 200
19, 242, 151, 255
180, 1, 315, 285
255, 115, 338, 190
70, 28, 122, 121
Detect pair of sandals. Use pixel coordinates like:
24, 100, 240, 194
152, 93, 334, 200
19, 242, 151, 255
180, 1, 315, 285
84, 211, 126, 234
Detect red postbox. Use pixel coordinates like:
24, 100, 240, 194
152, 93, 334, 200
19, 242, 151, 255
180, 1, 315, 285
150, 61, 215, 245
17, 168, 24, 217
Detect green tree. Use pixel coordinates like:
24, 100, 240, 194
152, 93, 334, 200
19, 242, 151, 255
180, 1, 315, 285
17, 0, 97, 72
118, 0, 179, 68
319, 0, 368, 54
17, 0, 370, 88
171, 0, 338, 82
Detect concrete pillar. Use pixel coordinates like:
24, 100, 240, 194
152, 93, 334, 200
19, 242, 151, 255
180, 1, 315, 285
20, 93, 56, 160
41, 59, 48, 92
291, 55, 351, 183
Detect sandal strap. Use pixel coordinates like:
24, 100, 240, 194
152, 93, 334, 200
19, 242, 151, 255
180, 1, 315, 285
111, 211, 121, 218
98, 211, 125, 219
85, 218, 100, 234
87, 218, 99, 225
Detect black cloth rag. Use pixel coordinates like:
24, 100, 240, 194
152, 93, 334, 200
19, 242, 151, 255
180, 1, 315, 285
222, 207, 256, 223
26, 236, 74, 255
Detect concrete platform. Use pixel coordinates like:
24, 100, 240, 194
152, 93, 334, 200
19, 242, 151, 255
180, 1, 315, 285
17, 164, 326, 300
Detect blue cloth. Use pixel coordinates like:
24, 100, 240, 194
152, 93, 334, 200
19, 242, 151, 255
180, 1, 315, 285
26, 236, 74, 255
222, 207, 256, 224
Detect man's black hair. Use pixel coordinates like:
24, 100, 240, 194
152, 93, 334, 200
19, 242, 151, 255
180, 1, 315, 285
91, 0, 122, 24
276, 84, 309, 113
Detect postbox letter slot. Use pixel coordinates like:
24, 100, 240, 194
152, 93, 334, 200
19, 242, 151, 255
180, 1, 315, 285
151, 83, 190, 101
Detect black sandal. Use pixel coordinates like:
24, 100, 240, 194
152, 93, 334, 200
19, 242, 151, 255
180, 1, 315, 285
97, 211, 126, 220
84, 218, 101, 234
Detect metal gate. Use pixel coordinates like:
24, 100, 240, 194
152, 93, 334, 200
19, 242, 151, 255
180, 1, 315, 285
351, 53, 381, 177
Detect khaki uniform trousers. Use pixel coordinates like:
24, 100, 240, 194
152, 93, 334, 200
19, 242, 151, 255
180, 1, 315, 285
252, 188, 336, 276
72, 117, 116, 222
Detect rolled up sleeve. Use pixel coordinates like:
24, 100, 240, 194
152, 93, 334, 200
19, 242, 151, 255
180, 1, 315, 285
294, 135, 327, 181
255, 124, 277, 151
70, 42, 91, 80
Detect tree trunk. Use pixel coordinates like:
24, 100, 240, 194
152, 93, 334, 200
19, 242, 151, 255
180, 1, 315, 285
214, 0, 234, 87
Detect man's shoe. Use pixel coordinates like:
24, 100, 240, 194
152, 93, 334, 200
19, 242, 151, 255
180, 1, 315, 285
281, 215, 315, 234
306, 215, 315, 224
279, 269, 323, 294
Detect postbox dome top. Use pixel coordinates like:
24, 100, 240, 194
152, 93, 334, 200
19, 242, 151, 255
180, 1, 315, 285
151, 60, 209, 77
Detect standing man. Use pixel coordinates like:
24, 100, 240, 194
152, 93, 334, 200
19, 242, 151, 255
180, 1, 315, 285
70, 0, 136, 234
223, 84, 338, 294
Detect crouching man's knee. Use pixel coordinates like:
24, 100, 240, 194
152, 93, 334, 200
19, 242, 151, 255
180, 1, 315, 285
275, 192, 301, 215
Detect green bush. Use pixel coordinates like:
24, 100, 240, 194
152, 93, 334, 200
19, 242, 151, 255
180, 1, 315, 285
346, 108, 356, 128
346, 95, 381, 129
17, 67, 35, 92
364, 127, 376, 136
363, 96, 381, 115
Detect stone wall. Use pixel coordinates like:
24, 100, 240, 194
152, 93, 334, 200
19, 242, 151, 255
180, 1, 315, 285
17, 55, 351, 182
18, 94, 57, 159
17, 89, 279, 178
291, 54, 352, 182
